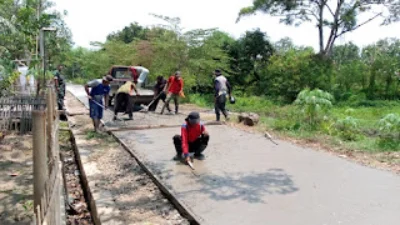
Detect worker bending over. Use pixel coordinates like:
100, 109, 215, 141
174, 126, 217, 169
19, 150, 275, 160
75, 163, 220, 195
84, 75, 113, 132
114, 81, 140, 120
173, 112, 209, 162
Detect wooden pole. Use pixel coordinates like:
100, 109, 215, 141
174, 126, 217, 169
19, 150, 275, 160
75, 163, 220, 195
46, 90, 53, 166
32, 110, 47, 212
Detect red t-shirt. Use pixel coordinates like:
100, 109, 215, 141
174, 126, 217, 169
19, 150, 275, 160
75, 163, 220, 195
181, 122, 205, 155
168, 76, 183, 94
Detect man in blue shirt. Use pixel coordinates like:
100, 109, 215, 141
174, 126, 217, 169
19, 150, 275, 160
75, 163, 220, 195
84, 75, 113, 132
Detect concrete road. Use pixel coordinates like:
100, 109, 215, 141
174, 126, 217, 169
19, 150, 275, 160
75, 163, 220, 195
67, 84, 400, 225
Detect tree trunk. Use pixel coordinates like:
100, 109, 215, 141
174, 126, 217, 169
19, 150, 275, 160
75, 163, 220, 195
318, 4, 324, 55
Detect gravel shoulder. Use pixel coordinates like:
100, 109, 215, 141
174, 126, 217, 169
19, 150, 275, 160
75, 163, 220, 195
65, 92, 189, 225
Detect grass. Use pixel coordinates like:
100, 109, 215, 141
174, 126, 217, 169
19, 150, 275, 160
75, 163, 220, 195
188, 93, 400, 152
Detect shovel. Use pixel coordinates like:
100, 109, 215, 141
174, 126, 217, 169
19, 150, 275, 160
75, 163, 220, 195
141, 92, 163, 112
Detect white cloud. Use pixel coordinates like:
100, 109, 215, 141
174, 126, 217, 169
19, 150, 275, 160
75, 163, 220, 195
53, 0, 400, 50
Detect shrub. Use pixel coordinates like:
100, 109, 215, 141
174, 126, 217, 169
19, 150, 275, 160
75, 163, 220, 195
294, 88, 334, 130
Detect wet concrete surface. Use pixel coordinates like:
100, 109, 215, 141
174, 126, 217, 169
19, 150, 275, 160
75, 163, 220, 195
67, 84, 400, 225
114, 126, 400, 225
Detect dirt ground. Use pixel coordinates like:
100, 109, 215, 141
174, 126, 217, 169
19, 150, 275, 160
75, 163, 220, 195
0, 133, 34, 224
65, 93, 189, 225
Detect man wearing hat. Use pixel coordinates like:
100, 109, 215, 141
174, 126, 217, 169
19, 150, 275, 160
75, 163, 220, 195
161, 71, 184, 115
173, 112, 209, 162
214, 69, 232, 121
84, 75, 114, 132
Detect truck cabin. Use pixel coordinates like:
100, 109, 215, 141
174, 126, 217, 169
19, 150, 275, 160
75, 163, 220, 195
109, 66, 138, 84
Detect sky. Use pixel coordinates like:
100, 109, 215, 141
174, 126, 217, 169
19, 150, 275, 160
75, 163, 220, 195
52, 0, 400, 50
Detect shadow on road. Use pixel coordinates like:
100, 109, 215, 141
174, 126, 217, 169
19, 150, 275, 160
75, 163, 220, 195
177, 168, 299, 204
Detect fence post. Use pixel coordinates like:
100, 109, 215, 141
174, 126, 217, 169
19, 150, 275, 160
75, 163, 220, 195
32, 110, 48, 214
46, 90, 54, 168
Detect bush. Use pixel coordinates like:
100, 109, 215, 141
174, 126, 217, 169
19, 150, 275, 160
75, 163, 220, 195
333, 116, 360, 141
378, 113, 400, 142
294, 88, 334, 130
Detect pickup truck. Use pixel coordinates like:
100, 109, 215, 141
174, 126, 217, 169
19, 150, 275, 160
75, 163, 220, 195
108, 65, 154, 106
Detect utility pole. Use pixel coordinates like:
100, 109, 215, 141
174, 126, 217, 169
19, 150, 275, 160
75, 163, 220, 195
36, 0, 42, 95
39, 29, 45, 90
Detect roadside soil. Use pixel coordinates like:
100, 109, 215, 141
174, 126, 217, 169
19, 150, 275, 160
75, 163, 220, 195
65, 93, 189, 225
60, 128, 93, 225
0, 133, 33, 224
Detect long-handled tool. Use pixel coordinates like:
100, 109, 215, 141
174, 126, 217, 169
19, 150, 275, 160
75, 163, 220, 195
89, 98, 126, 125
141, 92, 163, 112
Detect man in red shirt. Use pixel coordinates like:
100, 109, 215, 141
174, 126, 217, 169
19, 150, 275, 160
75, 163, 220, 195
161, 71, 184, 115
173, 112, 209, 162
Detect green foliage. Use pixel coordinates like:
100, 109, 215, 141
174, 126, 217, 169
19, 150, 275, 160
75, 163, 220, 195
378, 113, 400, 148
294, 88, 334, 129
259, 48, 333, 101
106, 22, 149, 43
237, 0, 400, 55
334, 116, 360, 141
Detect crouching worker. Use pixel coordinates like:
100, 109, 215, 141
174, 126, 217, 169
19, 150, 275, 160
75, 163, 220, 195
84, 75, 113, 132
173, 112, 209, 162
114, 81, 140, 120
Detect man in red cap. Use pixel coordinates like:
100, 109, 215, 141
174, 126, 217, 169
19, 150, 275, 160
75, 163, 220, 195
173, 111, 209, 162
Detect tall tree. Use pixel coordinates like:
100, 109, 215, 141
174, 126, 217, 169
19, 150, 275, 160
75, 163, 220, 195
236, 0, 400, 56
106, 22, 149, 43
226, 28, 275, 89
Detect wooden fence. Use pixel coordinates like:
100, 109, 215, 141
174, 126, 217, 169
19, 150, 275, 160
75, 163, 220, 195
0, 95, 46, 134
30, 88, 62, 225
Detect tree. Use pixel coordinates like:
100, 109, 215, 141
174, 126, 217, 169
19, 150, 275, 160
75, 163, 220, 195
106, 22, 149, 43
331, 41, 360, 64
226, 29, 275, 90
274, 37, 295, 54
236, 0, 400, 56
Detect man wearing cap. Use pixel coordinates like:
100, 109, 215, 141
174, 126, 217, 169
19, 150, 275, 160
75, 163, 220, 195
214, 69, 232, 121
161, 71, 184, 115
173, 112, 209, 162
113, 80, 140, 120
84, 75, 114, 132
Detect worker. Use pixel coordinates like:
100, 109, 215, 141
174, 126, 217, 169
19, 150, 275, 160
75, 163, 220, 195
131, 65, 149, 87
213, 69, 232, 121
54, 65, 66, 110
149, 75, 167, 111
173, 112, 209, 162
84, 75, 114, 132
161, 71, 184, 115
114, 81, 140, 120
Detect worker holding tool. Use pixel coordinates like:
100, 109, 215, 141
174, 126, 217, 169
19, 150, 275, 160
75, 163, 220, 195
113, 81, 140, 120
149, 76, 167, 111
161, 71, 184, 115
214, 69, 232, 121
84, 75, 114, 132
173, 112, 209, 162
